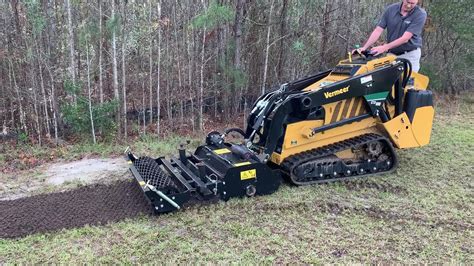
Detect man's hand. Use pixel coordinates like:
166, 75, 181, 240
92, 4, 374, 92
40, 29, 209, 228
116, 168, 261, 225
371, 45, 388, 56
351, 47, 366, 55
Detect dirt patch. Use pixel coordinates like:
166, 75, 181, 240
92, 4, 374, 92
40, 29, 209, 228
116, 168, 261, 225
0, 179, 153, 239
254, 199, 472, 232
340, 179, 408, 194
0, 157, 130, 201
45, 157, 129, 185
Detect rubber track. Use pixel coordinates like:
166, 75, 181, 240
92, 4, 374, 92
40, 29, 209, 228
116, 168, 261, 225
281, 133, 398, 185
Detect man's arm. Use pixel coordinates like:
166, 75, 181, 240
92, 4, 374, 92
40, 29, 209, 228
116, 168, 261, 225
371, 31, 413, 55
361, 26, 385, 51
372, 10, 426, 56
352, 5, 389, 54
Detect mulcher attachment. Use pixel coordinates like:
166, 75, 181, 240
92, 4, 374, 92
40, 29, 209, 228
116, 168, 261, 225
127, 137, 282, 214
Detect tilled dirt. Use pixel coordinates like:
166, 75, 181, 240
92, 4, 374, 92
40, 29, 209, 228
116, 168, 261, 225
0, 179, 153, 239
340, 179, 408, 194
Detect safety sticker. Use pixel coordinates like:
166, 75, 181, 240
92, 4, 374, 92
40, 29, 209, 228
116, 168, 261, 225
319, 81, 335, 88
240, 169, 256, 180
234, 162, 251, 167
360, 75, 373, 84
214, 148, 231, 154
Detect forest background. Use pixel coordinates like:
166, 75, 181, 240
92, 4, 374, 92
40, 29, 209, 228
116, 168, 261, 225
0, 0, 472, 145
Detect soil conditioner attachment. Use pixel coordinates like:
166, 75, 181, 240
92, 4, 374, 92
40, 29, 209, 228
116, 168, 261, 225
127, 51, 435, 213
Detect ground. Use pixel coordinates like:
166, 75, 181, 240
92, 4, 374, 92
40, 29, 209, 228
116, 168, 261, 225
0, 101, 472, 263
0, 157, 129, 200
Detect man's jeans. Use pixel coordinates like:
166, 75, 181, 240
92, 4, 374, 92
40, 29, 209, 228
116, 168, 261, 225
396, 48, 421, 72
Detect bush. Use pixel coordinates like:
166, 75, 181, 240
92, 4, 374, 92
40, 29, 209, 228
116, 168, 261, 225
62, 98, 118, 141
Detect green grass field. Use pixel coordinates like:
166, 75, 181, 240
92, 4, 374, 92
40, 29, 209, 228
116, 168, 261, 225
0, 103, 473, 263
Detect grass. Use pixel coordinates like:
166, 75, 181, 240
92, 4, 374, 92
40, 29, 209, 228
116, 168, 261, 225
0, 102, 473, 263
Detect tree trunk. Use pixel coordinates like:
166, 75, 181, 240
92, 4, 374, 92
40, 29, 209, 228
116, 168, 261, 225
233, 0, 245, 114
148, 0, 153, 127
186, 26, 194, 132
43, 60, 59, 144
166, 28, 172, 122
173, 1, 183, 123
86, 40, 97, 144
121, 0, 127, 138
50, 82, 58, 144
261, 0, 275, 94
319, 1, 332, 69
35, 38, 51, 139
199, 28, 206, 132
65, 0, 76, 102
142, 79, 146, 134
111, 0, 121, 136
98, 0, 104, 103
277, 0, 288, 79
344, 0, 355, 53
156, 0, 161, 135
29, 61, 41, 145
8, 59, 27, 134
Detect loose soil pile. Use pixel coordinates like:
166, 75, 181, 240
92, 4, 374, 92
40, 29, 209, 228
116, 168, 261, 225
0, 179, 153, 239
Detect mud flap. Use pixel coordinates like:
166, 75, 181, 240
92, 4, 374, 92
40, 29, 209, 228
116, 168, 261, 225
381, 107, 434, 149
410, 106, 435, 146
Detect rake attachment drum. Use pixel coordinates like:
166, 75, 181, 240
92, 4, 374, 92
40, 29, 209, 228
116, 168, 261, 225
132, 157, 179, 195
128, 155, 191, 213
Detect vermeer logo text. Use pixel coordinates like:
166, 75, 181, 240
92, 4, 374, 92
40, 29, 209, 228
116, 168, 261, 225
324, 87, 349, 99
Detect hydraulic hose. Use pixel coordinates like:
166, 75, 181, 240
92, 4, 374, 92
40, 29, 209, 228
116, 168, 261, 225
387, 58, 412, 106
398, 58, 412, 88
224, 128, 246, 137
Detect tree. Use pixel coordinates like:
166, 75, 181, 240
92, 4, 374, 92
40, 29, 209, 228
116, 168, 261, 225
0, 0, 471, 145
261, 0, 275, 94
191, 0, 234, 130
83, 26, 97, 144
65, 0, 76, 102
121, 0, 128, 138
110, 0, 121, 135
156, 0, 162, 135
423, 0, 473, 93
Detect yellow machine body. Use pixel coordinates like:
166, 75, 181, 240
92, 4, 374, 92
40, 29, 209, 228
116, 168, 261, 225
270, 55, 434, 165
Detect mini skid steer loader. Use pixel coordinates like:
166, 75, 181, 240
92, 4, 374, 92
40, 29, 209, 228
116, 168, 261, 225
127, 51, 434, 213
